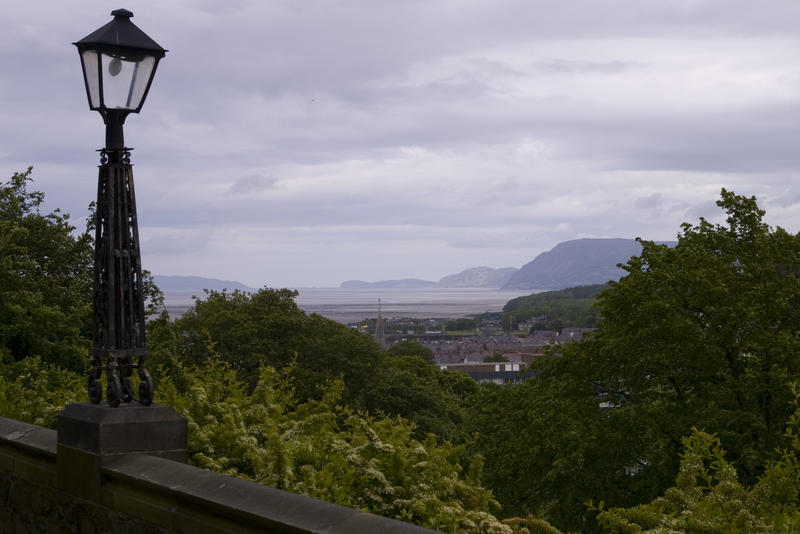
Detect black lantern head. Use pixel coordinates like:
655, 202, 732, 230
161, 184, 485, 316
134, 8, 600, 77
74, 9, 167, 118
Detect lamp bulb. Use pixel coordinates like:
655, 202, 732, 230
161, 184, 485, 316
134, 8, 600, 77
108, 58, 122, 77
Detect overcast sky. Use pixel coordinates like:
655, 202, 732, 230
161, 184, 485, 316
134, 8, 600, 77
2, 1, 799, 288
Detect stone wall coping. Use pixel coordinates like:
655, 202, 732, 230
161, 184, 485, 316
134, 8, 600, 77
0, 416, 57, 457
0, 416, 440, 533
104, 453, 440, 534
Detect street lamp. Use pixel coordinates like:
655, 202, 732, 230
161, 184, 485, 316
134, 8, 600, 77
74, 9, 167, 407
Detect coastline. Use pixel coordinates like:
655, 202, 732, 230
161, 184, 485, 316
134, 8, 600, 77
161, 287, 534, 323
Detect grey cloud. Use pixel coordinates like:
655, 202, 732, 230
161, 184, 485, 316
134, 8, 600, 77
634, 193, 664, 210
615, 105, 800, 174
190, 0, 248, 15
767, 191, 800, 209
140, 233, 206, 256
108, 4, 800, 178
3, 1, 800, 287
539, 60, 642, 75
684, 199, 726, 224
540, 102, 800, 175
226, 174, 279, 195
144, 84, 800, 180
446, 230, 566, 251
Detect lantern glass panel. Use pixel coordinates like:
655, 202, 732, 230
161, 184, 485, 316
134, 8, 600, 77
81, 50, 101, 108
100, 52, 156, 110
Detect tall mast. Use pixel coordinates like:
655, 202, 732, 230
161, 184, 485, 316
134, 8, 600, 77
375, 298, 385, 348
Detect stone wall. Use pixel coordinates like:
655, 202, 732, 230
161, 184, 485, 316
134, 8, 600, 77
0, 416, 438, 534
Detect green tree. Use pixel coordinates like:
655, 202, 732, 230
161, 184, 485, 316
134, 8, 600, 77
467, 364, 625, 533
364, 355, 478, 442
502, 284, 606, 331
0, 355, 84, 428
386, 340, 435, 364
0, 168, 93, 372
469, 190, 800, 532
149, 289, 491, 443
0, 354, 555, 533
598, 385, 800, 532
577, 190, 800, 488
148, 288, 383, 403
0, 168, 163, 375
157, 359, 510, 533
446, 318, 479, 332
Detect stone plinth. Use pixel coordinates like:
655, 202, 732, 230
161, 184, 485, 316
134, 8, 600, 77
57, 402, 186, 501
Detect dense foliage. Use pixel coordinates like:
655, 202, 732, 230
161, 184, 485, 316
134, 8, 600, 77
502, 284, 607, 331
157, 360, 511, 532
598, 385, 800, 532
467, 364, 617, 531
587, 190, 800, 484
469, 190, 800, 531
148, 292, 477, 444
3, 170, 800, 534
147, 288, 383, 403
445, 318, 479, 332
0, 355, 84, 428
363, 355, 478, 442
0, 168, 93, 372
0, 168, 162, 373
386, 339, 436, 363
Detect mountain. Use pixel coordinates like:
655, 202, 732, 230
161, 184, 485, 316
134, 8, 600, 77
437, 266, 518, 288
154, 275, 255, 292
340, 279, 438, 289
503, 238, 655, 290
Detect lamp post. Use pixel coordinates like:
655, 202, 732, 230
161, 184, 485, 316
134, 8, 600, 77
74, 9, 166, 407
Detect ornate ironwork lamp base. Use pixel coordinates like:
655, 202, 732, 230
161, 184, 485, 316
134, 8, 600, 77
88, 148, 153, 407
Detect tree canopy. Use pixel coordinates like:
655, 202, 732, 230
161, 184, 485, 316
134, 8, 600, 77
598, 385, 800, 533
156, 360, 510, 532
147, 288, 383, 403
386, 339, 435, 364
445, 318, 479, 332
469, 190, 800, 531
149, 291, 483, 442
363, 354, 478, 442
502, 283, 607, 331
582, 189, 800, 485
0, 168, 93, 372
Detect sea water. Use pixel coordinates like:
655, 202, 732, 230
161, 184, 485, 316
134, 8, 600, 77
161, 287, 534, 323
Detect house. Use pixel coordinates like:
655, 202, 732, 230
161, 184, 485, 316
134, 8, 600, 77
438, 361, 532, 385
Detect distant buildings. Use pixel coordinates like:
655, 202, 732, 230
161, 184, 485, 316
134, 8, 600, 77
385, 326, 594, 385
438, 361, 530, 385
